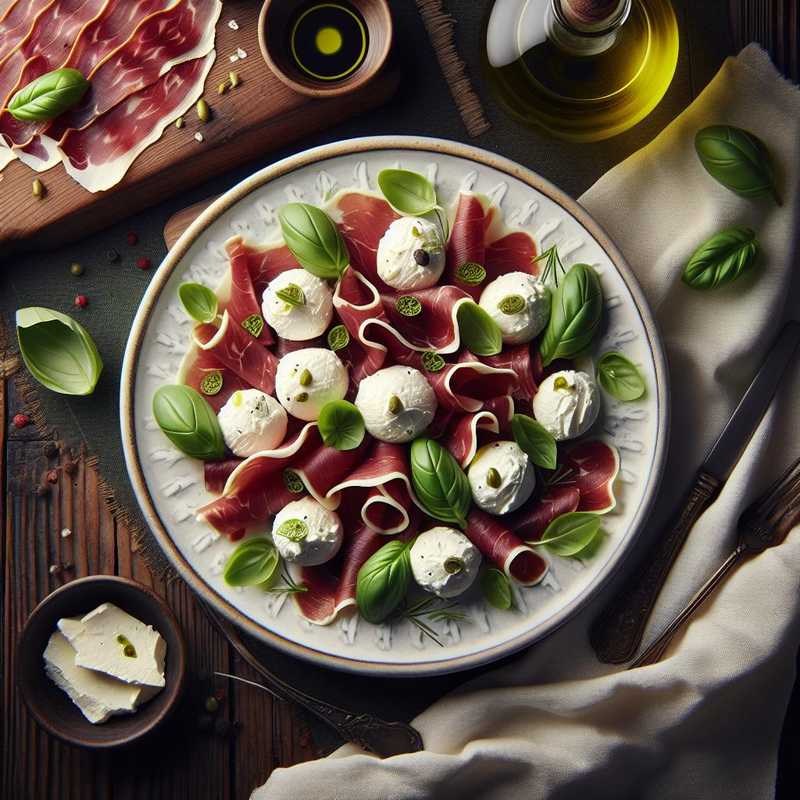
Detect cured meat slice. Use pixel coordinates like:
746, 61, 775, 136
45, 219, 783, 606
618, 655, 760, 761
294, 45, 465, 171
193, 310, 278, 396
224, 237, 299, 296
507, 485, 581, 542
177, 342, 250, 412
465, 509, 548, 586
428, 361, 517, 413
291, 438, 370, 510
221, 238, 273, 345
334, 192, 398, 289
59, 51, 215, 192
480, 343, 543, 400
484, 231, 538, 280
444, 395, 514, 467
562, 440, 620, 513
445, 193, 485, 295
293, 525, 384, 625
204, 458, 242, 494
0, 0, 53, 66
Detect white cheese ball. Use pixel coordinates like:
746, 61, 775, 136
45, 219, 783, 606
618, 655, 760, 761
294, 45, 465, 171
376, 216, 445, 290
262, 268, 333, 341
468, 441, 536, 515
275, 348, 348, 421
217, 389, 288, 457
479, 272, 550, 344
533, 370, 600, 441
271, 497, 343, 566
410, 527, 481, 598
354, 365, 437, 443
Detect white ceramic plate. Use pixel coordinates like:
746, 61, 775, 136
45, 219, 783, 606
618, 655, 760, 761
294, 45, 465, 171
121, 136, 669, 676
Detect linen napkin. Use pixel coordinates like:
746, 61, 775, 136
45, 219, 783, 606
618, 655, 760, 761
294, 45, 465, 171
254, 45, 800, 800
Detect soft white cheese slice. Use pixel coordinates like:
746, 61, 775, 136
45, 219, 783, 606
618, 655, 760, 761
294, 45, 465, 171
62, 603, 166, 688
43, 631, 141, 724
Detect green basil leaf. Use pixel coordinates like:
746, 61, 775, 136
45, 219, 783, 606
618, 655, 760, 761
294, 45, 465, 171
456, 301, 502, 356
318, 400, 365, 451
695, 125, 780, 204
410, 438, 471, 528
152, 384, 225, 460
327, 324, 350, 351
539, 263, 603, 366
534, 512, 602, 557
377, 168, 437, 215
178, 282, 218, 324
15, 307, 103, 396
480, 568, 513, 610
278, 202, 349, 279
511, 414, 557, 469
597, 352, 646, 401
8, 67, 90, 122
356, 539, 412, 623
223, 537, 280, 587
681, 226, 758, 290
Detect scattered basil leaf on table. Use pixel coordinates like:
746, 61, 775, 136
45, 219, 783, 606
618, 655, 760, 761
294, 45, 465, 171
681, 226, 758, 290
511, 414, 557, 470
539, 263, 603, 366
456, 301, 503, 356
15, 307, 103, 396
356, 539, 413, 623
7, 68, 89, 121
152, 384, 225, 460
534, 512, 602, 557
178, 282, 218, 324
318, 400, 365, 451
481, 568, 513, 610
278, 202, 349, 279
223, 537, 280, 587
410, 438, 471, 528
695, 125, 781, 204
596, 352, 646, 401
377, 168, 438, 215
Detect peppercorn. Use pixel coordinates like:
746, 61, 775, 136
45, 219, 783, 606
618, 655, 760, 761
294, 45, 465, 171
204, 696, 219, 713
74, 294, 89, 308
136, 257, 152, 270
46, 469, 59, 484
13, 413, 31, 429
127, 231, 139, 246
70, 262, 84, 276
413, 249, 430, 266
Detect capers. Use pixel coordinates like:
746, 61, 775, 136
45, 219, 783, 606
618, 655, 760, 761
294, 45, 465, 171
444, 557, 464, 575
413, 249, 430, 266
486, 467, 502, 488
553, 376, 570, 391
175, 116, 185, 129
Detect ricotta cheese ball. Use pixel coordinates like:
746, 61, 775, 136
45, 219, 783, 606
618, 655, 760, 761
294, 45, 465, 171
468, 440, 536, 515
271, 497, 343, 566
478, 271, 550, 344
354, 365, 437, 443
532, 370, 600, 441
275, 348, 349, 421
410, 527, 482, 598
217, 389, 288, 457
376, 216, 445, 291
262, 268, 333, 341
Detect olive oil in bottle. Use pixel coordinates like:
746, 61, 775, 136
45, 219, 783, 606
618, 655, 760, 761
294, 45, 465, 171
483, 0, 679, 142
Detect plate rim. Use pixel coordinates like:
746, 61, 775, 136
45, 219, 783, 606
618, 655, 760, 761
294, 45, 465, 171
120, 135, 670, 676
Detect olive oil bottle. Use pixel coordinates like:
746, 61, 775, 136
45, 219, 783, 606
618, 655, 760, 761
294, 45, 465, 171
484, 0, 679, 142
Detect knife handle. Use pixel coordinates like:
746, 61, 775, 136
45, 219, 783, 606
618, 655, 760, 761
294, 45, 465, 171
589, 469, 721, 664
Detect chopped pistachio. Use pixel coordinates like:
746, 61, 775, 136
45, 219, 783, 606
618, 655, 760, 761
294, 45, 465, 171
294, 392, 309, 403
299, 369, 313, 386
175, 116, 185, 129
387, 395, 403, 414
486, 467, 502, 488
217, 81, 228, 95
228, 71, 241, 88
553, 376, 570, 391
32, 178, 44, 199
196, 98, 210, 123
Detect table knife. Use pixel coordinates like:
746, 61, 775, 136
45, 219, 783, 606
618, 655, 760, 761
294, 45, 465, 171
590, 320, 800, 664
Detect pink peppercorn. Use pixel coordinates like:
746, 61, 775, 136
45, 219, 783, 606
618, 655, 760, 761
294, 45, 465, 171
46, 469, 59, 484
13, 413, 30, 429
74, 294, 89, 308
136, 257, 152, 270
127, 231, 139, 246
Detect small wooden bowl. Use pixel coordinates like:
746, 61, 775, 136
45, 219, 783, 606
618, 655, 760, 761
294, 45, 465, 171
258, 0, 393, 98
17, 575, 186, 749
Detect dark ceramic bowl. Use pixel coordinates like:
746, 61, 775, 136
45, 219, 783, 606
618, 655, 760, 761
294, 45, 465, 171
17, 575, 186, 749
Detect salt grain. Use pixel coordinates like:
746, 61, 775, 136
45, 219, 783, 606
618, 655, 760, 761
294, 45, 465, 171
60, 527, 72, 538
229, 53, 239, 63
227, 19, 239, 30
194, 132, 204, 142
236, 47, 247, 59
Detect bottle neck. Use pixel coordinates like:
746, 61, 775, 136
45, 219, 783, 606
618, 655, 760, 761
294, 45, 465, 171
547, 0, 631, 56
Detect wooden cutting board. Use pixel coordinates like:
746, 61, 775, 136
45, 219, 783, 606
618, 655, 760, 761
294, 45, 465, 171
0, 0, 399, 254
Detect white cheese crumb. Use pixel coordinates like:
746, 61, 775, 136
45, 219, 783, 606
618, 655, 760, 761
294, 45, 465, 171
229, 53, 239, 63
236, 47, 247, 59
194, 132, 204, 142
227, 19, 239, 30
61, 527, 72, 538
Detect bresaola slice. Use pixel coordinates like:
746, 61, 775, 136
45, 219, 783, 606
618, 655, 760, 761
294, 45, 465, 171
428, 361, 518, 412
562, 440, 620, 513
0, 0, 54, 64
204, 459, 242, 494
224, 236, 299, 296
507, 486, 581, 542
177, 343, 250, 412
221, 238, 273, 345
480, 343, 543, 401
444, 395, 514, 467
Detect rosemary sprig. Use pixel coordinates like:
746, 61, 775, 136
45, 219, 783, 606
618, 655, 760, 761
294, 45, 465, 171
265, 566, 308, 595
533, 244, 567, 287
392, 597, 468, 647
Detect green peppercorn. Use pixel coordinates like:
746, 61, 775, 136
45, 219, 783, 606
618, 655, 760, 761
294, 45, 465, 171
70, 262, 84, 276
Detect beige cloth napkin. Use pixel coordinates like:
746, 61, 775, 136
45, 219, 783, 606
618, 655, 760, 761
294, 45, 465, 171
254, 45, 800, 799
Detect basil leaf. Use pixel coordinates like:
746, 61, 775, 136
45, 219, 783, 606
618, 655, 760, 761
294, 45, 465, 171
318, 400, 365, 451
224, 537, 280, 587
278, 202, 349, 279
356, 539, 412, 623
377, 168, 437, 215
152, 384, 225, 460
682, 226, 758, 290
535, 512, 602, 557
597, 352, 646, 401
695, 125, 780, 204
480, 568, 513, 610
15, 307, 103, 396
511, 414, 557, 469
456, 301, 502, 356
410, 438, 471, 528
539, 263, 603, 366
8, 68, 90, 122
178, 282, 218, 324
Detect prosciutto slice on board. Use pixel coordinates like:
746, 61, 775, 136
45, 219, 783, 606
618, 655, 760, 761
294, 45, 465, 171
507, 485, 581, 542
59, 51, 215, 192
444, 395, 514, 467
293, 525, 384, 625
465, 509, 548, 586
0, 0, 53, 67
428, 361, 518, 413
480, 343, 543, 401
177, 342, 250, 412
224, 237, 299, 296
193, 310, 278, 396
562, 440, 620, 513
219, 238, 274, 345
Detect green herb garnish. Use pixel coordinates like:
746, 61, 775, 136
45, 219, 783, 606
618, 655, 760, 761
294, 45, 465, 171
241, 313, 265, 338
223, 537, 280, 587
421, 350, 445, 372
682, 226, 758, 290
456, 301, 502, 356
318, 400, 365, 451
480, 568, 513, 610
532, 512, 603, 558
511, 414, 557, 470
178, 282, 218, 324
377, 168, 438, 215
395, 295, 422, 317
597, 352, 646, 401
455, 262, 486, 286
498, 294, 526, 315
8, 68, 90, 121
152, 384, 225, 460
410, 438, 471, 528
278, 203, 349, 279
356, 539, 413, 624
275, 283, 306, 307
327, 324, 350, 351
282, 469, 305, 494
274, 518, 309, 542
199, 371, 223, 396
